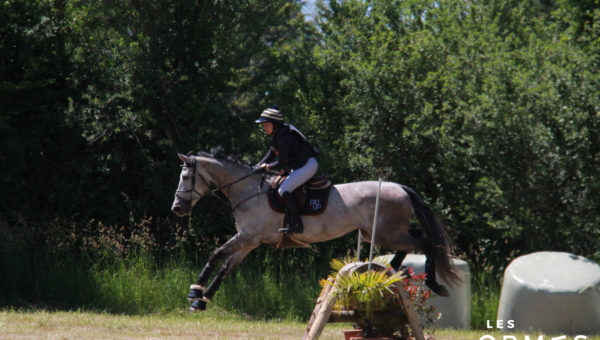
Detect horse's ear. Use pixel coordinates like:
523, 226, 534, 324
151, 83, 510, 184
178, 153, 192, 164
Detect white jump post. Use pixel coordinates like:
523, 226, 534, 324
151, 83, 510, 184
356, 230, 362, 262
368, 178, 383, 271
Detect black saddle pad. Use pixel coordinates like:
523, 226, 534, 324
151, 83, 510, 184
267, 175, 332, 216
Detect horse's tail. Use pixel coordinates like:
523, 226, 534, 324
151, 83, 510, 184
401, 185, 462, 286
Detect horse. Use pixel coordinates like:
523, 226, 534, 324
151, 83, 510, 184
171, 150, 460, 310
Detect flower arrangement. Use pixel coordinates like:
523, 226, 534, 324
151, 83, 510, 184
402, 267, 439, 328
320, 257, 439, 338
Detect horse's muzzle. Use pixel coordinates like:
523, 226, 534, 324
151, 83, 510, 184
171, 198, 191, 216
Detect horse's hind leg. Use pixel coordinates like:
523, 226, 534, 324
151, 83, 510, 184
389, 230, 449, 297
390, 250, 407, 271
390, 230, 420, 277
422, 239, 450, 297
390, 229, 422, 271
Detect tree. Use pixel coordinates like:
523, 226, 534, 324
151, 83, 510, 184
311, 0, 600, 269
0, 0, 87, 217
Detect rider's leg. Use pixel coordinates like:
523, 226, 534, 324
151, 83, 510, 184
278, 157, 318, 234
280, 192, 303, 233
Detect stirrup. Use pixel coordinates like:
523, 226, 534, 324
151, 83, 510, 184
278, 224, 302, 234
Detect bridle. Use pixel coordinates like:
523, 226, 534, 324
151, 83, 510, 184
174, 158, 211, 204
174, 157, 266, 211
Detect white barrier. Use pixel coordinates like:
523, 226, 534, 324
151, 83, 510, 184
497, 251, 600, 334
376, 254, 472, 329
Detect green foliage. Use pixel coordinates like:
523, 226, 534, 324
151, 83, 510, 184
1, 0, 600, 319
328, 268, 404, 320
470, 271, 501, 329
311, 0, 600, 276
213, 257, 325, 321
0, 0, 86, 217
322, 258, 438, 335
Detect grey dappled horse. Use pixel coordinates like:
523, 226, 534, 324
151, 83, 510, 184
171, 151, 460, 310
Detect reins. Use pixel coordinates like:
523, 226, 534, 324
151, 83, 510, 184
230, 175, 268, 211
175, 157, 269, 212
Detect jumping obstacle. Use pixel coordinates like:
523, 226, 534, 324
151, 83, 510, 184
376, 254, 472, 329
303, 261, 425, 340
304, 179, 425, 339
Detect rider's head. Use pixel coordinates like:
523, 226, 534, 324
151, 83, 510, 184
255, 106, 283, 135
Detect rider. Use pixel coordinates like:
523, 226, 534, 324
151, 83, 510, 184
255, 106, 319, 234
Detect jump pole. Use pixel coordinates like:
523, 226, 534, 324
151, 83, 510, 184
356, 230, 362, 262
368, 178, 383, 271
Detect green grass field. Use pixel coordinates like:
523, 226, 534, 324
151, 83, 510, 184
2, 250, 598, 339
0, 308, 347, 339
1, 309, 598, 340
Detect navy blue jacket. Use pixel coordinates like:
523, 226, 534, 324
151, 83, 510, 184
259, 124, 317, 172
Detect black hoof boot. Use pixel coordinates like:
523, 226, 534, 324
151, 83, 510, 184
187, 284, 205, 301
189, 299, 207, 311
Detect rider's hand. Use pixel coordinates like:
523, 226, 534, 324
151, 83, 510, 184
252, 163, 268, 173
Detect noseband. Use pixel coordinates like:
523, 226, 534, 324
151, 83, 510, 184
174, 158, 261, 209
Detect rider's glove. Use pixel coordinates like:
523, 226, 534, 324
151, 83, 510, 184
252, 164, 267, 173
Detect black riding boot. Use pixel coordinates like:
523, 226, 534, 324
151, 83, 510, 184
278, 192, 303, 234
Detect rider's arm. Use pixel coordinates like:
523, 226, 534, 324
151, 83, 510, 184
258, 148, 275, 165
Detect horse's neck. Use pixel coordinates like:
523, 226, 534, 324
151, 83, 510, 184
198, 157, 254, 201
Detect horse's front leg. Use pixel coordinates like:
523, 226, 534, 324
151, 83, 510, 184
201, 243, 257, 301
188, 233, 258, 310
195, 233, 247, 289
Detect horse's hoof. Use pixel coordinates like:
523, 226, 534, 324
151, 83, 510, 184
398, 265, 412, 278
427, 282, 450, 297
189, 299, 207, 311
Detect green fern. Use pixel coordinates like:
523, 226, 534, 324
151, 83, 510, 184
328, 257, 355, 272
324, 259, 405, 320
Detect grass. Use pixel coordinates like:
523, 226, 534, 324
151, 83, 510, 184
90, 252, 194, 314
0, 248, 326, 317
2, 249, 598, 338
470, 270, 502, 329
0, 308, 349, 339
85, 252, 502, 326
1, 309, 599, 339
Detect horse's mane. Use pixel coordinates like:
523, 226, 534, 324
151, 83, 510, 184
194, 146, 251, 170
193, 146, 278, 181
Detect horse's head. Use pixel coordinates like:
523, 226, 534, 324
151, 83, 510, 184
171, 153, 212, 216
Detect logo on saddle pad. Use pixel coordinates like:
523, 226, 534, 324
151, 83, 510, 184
309, 199, 322, 212
267, 175, 332, 216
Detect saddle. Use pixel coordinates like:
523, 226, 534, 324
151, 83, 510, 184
267, 174, 332, 216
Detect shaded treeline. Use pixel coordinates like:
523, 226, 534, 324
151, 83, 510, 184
1, 0, 599, 312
